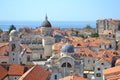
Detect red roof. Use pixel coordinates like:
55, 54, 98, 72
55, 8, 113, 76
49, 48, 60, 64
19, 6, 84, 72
0, 66, 7, 80
19, 65, 50, 80
60, 74, 87, 80
8, 64, 25, 76
103, 66, 120, 80
0, 42, 32, 54
19, 44, 32, 53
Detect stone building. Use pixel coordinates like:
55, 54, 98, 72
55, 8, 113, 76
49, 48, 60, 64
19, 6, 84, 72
45, 43, 83, 80
96, 18, 120, 40
9, 30, 27, 64
94, 59, 111, 80
41, 15, 55, 59
19, 15, 55, 60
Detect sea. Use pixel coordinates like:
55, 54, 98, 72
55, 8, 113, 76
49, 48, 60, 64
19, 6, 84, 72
0, 21, 96, 31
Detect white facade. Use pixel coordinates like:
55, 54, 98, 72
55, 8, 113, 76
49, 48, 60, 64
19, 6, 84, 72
9, 30, 27, 64
94, 59, 111, 80
8, 76, 20, 80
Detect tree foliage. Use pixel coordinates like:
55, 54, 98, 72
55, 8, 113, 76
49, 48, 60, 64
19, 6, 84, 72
90, 33, 99, 37
9, 24, 16, 33
85, 25, 92, 29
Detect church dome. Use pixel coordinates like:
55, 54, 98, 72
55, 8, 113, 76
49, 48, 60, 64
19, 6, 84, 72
9, 29, 18, 37
61, 43, 74, 53
41, 15, 52, 27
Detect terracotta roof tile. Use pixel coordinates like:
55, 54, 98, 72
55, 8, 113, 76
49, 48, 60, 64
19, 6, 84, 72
19, 44, 32, 53
0, 42, 9, 54
103, 65, 120, 75
75, 48, 96, 57
116, 59, 120, 65
8, 64, 25, 76
31, 28, 41, 33
103, 66, 120, 80
19, 65, 50, 80
0, 66, 7, 80
60, 74, 87, 80
0, 42, 32, 55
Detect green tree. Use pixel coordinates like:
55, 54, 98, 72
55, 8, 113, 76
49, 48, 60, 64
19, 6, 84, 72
90, 33, 99, 37
9, 24, 16, 33
75, 30, 79, 36
85, 24, 92, 29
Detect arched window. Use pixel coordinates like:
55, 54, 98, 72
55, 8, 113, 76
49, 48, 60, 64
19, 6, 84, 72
12, 44, 16, 51
67, 63, 72, 68
61, 62, 72, 68
61, 63, 66, 67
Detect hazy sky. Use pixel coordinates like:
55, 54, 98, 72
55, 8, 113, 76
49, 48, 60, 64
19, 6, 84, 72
0, 0, 120, 21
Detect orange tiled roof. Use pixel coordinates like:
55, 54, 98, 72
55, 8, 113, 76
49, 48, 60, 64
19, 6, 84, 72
0, 42, 32, 55
52, 42, 65, 51
86, 38, 111, 47
60, 74, 87, 80
31, 28, 41, 33
0, 42, 9, 54
8, 64, 25, 76
103, 66, 120, 80
75, 47, 96, 57
0, 66, 7, 80
97, 50, 120, 61
52, 36, 86, 51
19, 44, 32, 53
116, 59, 120, 65
19, 65, 50, 80
65, 36, 86, 47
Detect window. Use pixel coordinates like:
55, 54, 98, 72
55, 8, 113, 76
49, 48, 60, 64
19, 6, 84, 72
1, 62, 7, 64
118, 24, 120, 30
97, 68, 101, 71
101, 63, 104, 65
67, 63, 72, 68
12, 44, 16, 51
93, 60, 95, 63
15, 77, 17, 80
88, 60, 90, 63
61, 62, 72, 68
61, 63, 66, 67
54, 75, 57, 79
109, 44, 112, 48
96, 73, 101, 77
27, 55, 30, 61
113, 35, 115, 38
13, 58, 14, 61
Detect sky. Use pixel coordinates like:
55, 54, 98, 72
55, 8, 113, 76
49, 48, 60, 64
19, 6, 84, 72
0, 0, 120, 21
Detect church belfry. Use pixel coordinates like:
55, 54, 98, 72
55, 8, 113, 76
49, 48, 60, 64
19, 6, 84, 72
40, 15, 55, 59
9, 30, 20, 64
41, 15, 52, 36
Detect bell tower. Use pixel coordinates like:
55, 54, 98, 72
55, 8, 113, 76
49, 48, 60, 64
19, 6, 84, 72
9, 30, 20, 64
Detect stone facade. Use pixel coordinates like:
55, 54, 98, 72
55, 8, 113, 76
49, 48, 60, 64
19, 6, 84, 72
9, 30, 27, 64
45, 43, 83, 80
96, 18, 120, 40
